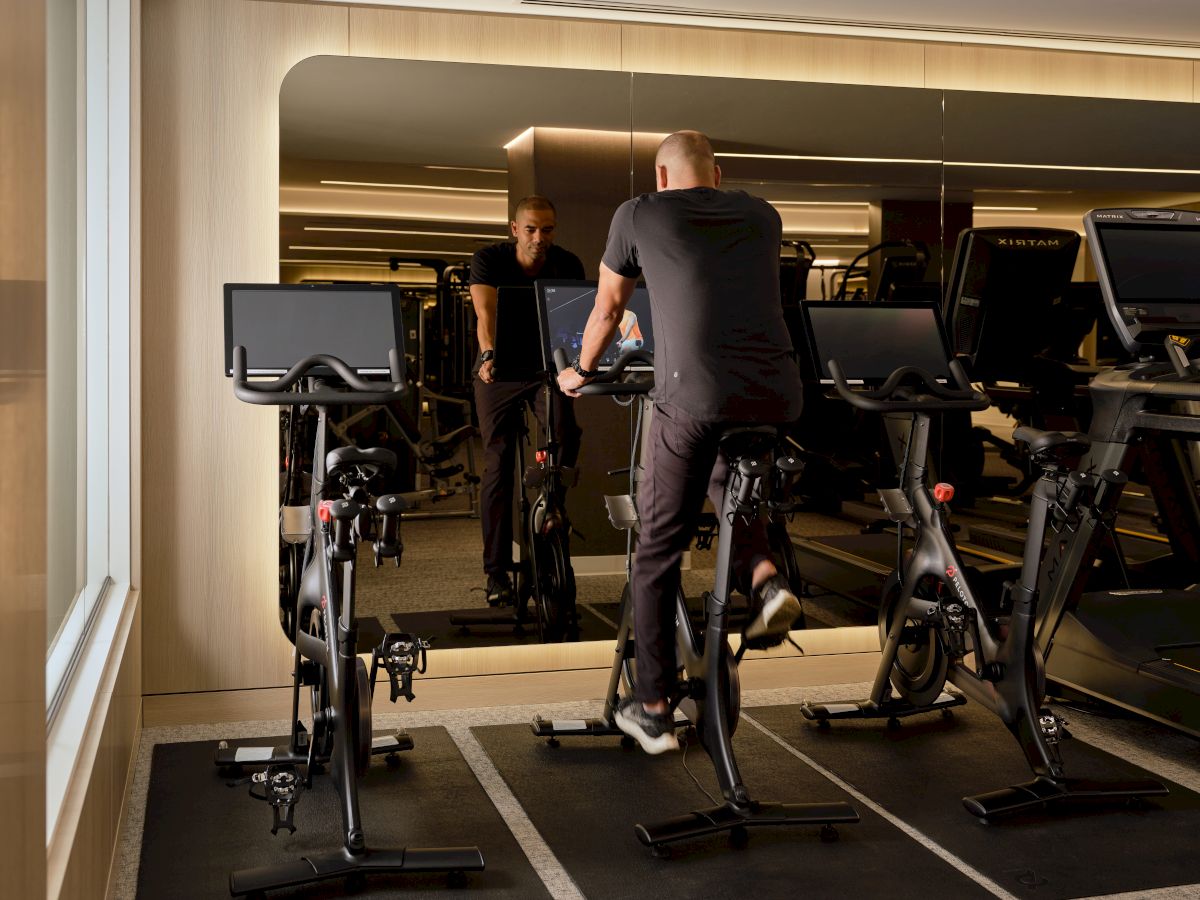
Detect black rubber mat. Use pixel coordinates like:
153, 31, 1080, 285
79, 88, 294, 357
137, 726, 548, 899
749, 702, 1200, 898
390, 607, 617, 650
472, 721, 992, 899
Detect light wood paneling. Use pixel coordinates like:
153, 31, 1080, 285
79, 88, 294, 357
144, 649, 883, 726
0, 0, 46, 895
141, 0, 349, 693
349, 8, 621, 69
926, 42, 1196, 101
620, 23, 925, 86
1194, 60, 1199, 102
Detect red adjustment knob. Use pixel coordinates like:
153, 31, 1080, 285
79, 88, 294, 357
933, 483, 955, 504
317, 500, 333, 523
535, 450, 548, 463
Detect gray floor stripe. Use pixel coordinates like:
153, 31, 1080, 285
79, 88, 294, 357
448, 725, 586, 900
580, 602, 618, 630
740, 711, 1019, 900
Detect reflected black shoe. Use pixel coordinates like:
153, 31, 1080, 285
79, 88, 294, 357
744, 574, 802, 648
485, 573, 514, 607
614, 698, 679, 755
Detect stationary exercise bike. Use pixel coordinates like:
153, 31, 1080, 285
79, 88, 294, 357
797, 301, 1168, 819
220, 284, 484, 897
451, 368, 580, 642
533, 347, 859, 852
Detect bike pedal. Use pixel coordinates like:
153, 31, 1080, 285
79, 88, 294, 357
374, 633, 431, 703
251, 764, 302, 835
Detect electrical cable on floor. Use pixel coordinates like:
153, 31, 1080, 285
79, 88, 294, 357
678, 730, 718, 807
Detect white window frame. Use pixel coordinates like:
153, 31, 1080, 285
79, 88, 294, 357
45, 0, 135, 844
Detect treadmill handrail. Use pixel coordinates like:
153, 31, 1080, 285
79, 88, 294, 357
232, 346, 405, 406
828, 358, 990, 413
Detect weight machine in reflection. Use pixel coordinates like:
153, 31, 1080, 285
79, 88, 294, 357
310, 266, 483, 519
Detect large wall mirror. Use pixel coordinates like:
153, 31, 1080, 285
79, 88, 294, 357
277, 54, 1200, 662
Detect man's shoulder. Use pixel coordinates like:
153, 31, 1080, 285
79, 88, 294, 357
473, 241, 515, 262
547, 244, 582, 264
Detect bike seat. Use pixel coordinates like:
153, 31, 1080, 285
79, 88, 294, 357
717, 426, 779, 461
418, 424, 478, 464
1012, 426, 1090, 457
325, 446, 398, 475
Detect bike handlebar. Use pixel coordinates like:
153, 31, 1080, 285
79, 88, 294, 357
232, 346, 406, 406
552, 347, 655, 396
827, 358, 990, 412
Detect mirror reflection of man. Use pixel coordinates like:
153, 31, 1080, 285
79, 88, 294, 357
470, 196, 585, 606
559, 132, 804, 754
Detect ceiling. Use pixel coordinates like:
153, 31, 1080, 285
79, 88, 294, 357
279, 56, 1200, 276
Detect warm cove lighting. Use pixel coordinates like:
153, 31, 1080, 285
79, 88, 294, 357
280, 258, 420, 268
502, 126, 535, 150
423, 164, 506, 174
304, 226, 507, 240
717, 152, 940, 164
948, 161, 1200, 176
289, 244, 473, 257
320, 180, 507, 194
769, 200, 870, 207
975, 206, 1040, 212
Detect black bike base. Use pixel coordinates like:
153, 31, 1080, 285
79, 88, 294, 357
634, 800, 860, 848
962, 775, 1170, 821
228, 845, 485, 896
448, 607, 526, 632
800, 691, 966, 723
214, 730, 414, 767
531, 714, 623, 738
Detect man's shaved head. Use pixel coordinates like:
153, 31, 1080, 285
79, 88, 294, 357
654, 131, 719, 190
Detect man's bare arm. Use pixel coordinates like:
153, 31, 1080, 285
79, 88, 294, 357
470, 283, 499, 383
558, 263, 637, 396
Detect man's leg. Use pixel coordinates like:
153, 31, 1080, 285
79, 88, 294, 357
473, 379, 527, 591
707, 449, 802, 644
616, 406, 720, 752
535, 383, 581, 468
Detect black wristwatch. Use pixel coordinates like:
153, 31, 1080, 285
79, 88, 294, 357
571, 355, 599, 379
479, 349, 495, 363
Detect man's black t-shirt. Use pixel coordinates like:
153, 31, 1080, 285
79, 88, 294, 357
470, 242, 585, 378
601, 188, 802, 423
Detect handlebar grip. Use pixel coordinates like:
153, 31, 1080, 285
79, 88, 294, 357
556, 346, 655, 396
828, 358, 990, 412
232, 346, 405, 406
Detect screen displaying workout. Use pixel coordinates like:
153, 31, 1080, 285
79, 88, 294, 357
537, 280, 655, 371
225, 284, 402, 375
1095, 224, 1200, 304
803, 302, 952, 384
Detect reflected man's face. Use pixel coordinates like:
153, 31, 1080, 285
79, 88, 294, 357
511, 208, 557, 261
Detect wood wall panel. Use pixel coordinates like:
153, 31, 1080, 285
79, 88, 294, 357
925, 42, 1196, 101
141, 0, 348, 693
620, 24, 925, 86
349, 8, 621, 69
0, 0, 46, 895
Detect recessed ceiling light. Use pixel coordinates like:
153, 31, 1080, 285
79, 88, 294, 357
320, 180, 507, 194
423, 165, 506, 174
304, 226, 507, 239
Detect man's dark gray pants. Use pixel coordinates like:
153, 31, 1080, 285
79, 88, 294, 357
473, 376, 581, 577
631, 403, 773, 704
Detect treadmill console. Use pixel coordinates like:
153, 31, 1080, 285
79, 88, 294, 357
1085, 208, 1200, 358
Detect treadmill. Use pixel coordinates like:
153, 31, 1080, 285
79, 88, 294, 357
1036, 207, 1200, 737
